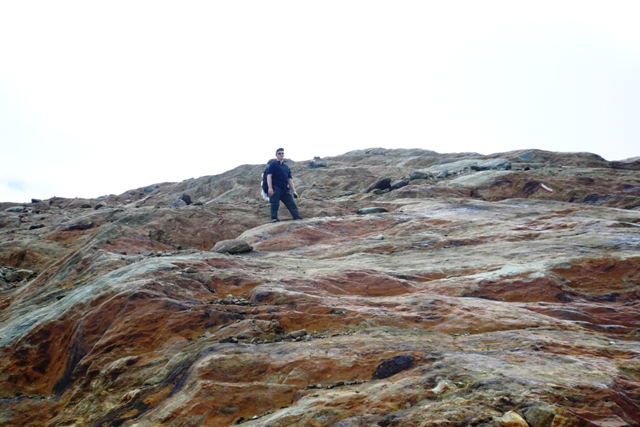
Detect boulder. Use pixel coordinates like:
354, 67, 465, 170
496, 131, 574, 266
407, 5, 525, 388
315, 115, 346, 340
365, 177, 392, 193
211, 239, 253, 254
169, 199, 187, 208
409, 171, 430, 180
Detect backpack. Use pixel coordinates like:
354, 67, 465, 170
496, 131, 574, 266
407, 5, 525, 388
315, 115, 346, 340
261, 166, 269, 193
261, 166, 270, 201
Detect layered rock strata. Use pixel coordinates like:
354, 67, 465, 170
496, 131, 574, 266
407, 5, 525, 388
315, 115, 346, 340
1, 148, 639, 426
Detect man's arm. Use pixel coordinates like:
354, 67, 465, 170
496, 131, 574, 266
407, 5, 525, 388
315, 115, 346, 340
288, 178, 298, 197
267, 174, 274, 196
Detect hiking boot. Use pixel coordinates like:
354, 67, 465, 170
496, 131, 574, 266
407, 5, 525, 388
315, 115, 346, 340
271, 219, 280, 223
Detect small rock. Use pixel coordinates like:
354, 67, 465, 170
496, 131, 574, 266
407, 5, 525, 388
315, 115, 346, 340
365, 177, 392, 193
169, 199, 187, 208
5, 206, 25, 213
29, 224, 45, 230
371, 354, 414, 380
144, 184, 160, 193
211, 239, 253, 254
357, 207, 389, 215
94, 203, 106, 210
431, 380, 455, 395
4, 268, 35, 283
498, 411, 529, 427
289, 329, 307, 339
31, 198, 42, 203
180, 193, 193, 205
80, 203, 92, 209
410, 171, 430, 180
373, 235, 384, 240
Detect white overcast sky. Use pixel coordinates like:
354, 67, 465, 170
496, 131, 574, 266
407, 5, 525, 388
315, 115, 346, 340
1, 1, 639, 203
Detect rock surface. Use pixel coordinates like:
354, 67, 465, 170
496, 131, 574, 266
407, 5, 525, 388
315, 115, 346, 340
0, 148, 639, 427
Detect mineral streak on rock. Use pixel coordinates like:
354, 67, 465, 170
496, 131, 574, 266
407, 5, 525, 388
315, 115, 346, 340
0, 148, 639, 426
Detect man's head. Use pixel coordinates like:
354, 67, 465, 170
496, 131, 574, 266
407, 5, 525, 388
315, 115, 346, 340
275, 148, 284, 157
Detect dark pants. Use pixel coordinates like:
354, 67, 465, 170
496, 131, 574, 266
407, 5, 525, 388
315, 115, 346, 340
270, 186, 302, 220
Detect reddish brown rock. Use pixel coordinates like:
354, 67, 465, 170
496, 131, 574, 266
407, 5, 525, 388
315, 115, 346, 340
0, 148, 639, 427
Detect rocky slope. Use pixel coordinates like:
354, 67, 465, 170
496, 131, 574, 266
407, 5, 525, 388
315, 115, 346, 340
1, 148, 639, 427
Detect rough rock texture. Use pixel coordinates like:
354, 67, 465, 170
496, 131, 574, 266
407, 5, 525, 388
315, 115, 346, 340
211, 240, 253, 255
0, 148, 639, 427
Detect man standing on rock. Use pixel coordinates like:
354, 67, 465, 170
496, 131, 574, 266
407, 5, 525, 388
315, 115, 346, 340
266, 148, 302, 222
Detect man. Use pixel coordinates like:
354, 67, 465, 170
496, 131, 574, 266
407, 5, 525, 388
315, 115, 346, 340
266, 148, 302, 222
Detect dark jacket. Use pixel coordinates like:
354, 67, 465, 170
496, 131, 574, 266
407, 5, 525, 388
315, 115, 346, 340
266, 161, 292, 190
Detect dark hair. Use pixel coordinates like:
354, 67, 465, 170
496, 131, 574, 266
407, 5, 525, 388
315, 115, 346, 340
276, 148, 284, 155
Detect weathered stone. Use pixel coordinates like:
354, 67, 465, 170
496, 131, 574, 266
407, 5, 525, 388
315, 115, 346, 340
5, 206, 25, 212
180, 193, 192, 205
356, 207, 389, 214
3, 268, 35, 283
499, 410, 530, 427
391, 179, 410, 189
169, 199, 187, 208
371, 354, 414, 379
410, 170, 430, 180
522, 406, 556, 427
211, 239, 253, 254
365, 177, 391, 193
289, 329, 307, 339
